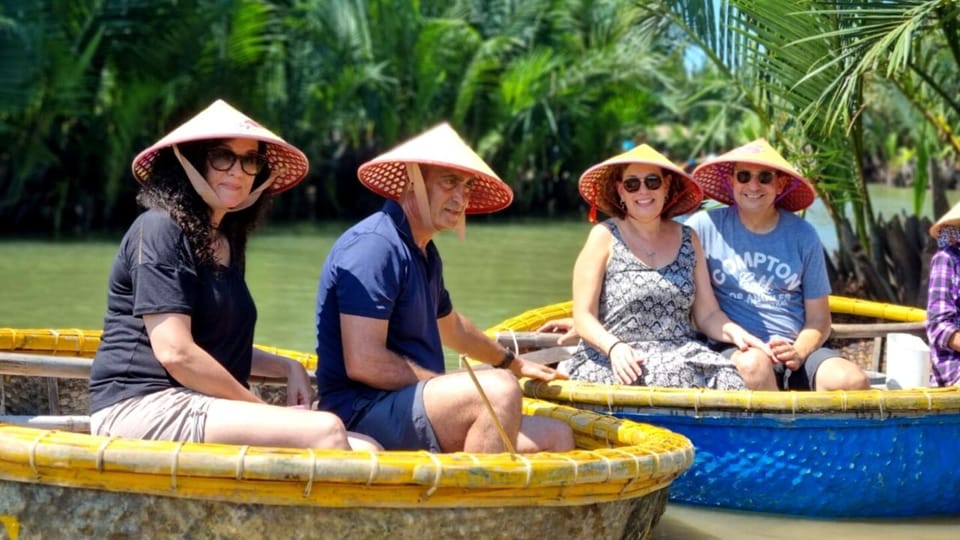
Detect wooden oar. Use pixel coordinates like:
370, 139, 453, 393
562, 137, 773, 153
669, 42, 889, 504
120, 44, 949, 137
460, 354, 516, 455
830, 321, 925, 339
496, 321, 928, 352
0, 352, 294, 385
460, 346, 575, 370
492, 331, 572, 350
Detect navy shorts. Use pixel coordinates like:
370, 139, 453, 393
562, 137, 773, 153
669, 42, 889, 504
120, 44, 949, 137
717, 345, 841, 390
346, 380, 441, 452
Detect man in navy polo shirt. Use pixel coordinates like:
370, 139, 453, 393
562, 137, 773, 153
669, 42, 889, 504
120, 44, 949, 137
314, 123, 574, 453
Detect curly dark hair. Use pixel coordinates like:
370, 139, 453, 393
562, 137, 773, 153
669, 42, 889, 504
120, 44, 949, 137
135, 139, 272, 271
595, 165, 677, 220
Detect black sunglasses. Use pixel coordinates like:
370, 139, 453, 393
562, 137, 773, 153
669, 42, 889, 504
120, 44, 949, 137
735, 170, 776, 185
620, 174, 663, 192
207, 147, 268, 176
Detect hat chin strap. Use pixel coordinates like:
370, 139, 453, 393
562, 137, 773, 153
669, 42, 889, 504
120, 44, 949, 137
405, 163, 468, 240
454, 210, 466, 240
774, 177, 799, 207
406, 163, 434, 229
173, 145, 276, 213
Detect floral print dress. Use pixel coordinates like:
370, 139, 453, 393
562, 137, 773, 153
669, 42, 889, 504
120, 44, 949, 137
559, 220, 746, 390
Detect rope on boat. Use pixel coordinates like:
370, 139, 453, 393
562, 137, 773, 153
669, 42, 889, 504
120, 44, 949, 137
303, 448, 316, 497
170, 440, 185, 491
502, 329, 520, 356
28, 430, 50, 479
559, 453, 579, 483
516, 453, 533, 488
596, 451, 613, 482
48, 329, 59, 354
423, 451, 443, 499
612, 448, 644, 497
95, 435, 116, 472
235, 445, 249, 480
364, 450, 380, 487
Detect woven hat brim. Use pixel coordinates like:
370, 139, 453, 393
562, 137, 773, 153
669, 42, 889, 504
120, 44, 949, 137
930, 200, 960, 238
357, 159, 512, 214
693, 159, 815, 212
692, 147, 816, 212
578, 149, 703, 219
131, 100, 309, 195
356, 123, 513, 214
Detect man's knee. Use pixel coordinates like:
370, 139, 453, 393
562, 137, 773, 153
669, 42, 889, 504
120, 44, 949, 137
816, 357, 870, 390
732, 349, 775, 382
477, 369, 524, 405
733, 349, 773, 373
518, 416, 575, 453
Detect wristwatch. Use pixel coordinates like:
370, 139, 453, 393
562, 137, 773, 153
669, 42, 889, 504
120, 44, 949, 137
495, 349, 516, 369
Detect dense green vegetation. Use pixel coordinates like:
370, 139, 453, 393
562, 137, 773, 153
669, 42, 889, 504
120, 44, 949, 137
3, 1, 958, 304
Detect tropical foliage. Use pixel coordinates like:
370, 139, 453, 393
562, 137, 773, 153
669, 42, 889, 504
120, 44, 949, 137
658, 0, 960, 305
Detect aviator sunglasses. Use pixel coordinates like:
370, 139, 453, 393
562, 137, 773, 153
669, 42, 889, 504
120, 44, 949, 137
207, 147, 268, 176
620, 174, 663, 192
735, 170, 776, 185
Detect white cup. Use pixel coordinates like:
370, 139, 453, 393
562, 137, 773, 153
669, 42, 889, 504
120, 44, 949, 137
885, 333, 931, 389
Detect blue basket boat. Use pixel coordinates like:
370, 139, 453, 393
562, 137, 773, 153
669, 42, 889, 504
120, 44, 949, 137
490, 297, 960, 518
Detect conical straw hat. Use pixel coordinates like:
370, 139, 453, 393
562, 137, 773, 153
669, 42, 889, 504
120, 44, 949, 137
357, 123, 513, 214
578, 144, 703, 219
692, 138, 816, 211
132, 99, 309, 194
930, 200, 960, 238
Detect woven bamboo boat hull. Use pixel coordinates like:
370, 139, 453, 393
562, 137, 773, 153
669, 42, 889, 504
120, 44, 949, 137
492, 297, 960, 518
0, 329, 693, 539
0, 481, 669, 539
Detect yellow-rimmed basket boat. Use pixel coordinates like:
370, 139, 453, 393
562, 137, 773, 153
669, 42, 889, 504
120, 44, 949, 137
487, 296, 960, 518
0, 328, 693, 539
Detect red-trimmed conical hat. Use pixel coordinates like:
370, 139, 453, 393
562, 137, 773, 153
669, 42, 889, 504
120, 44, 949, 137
692, 138, 816, 212
131, 99, 308, 194
578, 144, 703, 219
357, 123, 513, 214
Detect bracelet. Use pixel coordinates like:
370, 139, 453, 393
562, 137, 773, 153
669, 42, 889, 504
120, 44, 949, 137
607, 340, 625, 357
495, 349, 516, 369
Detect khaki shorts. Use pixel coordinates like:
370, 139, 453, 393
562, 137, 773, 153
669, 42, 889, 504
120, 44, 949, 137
90, 387, 217, 442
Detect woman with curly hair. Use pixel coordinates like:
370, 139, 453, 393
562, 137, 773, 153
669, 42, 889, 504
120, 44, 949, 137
89, 100, 379, 451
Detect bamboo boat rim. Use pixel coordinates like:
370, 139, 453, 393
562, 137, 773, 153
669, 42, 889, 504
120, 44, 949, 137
0, 327, 694, 507
0, 398, 693, 508
488, 298, 960, 414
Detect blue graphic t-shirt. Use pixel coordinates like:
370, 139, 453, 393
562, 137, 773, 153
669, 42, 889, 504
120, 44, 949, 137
686, 206, 831, 341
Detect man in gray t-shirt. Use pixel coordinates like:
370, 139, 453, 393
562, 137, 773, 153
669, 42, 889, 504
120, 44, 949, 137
687, 139, 869, 391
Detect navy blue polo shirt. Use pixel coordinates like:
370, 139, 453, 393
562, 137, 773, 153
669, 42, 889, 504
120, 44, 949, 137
315, 200, 453, 421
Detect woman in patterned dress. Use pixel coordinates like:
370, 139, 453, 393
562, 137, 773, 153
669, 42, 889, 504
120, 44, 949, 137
558, 145, 765, 389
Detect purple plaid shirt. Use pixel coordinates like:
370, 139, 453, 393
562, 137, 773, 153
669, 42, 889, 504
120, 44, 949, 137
926, 245, 960, 386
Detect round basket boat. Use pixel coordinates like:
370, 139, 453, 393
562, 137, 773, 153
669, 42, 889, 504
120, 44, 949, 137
488, 297, 960, 518
0, 328, 693, 539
